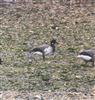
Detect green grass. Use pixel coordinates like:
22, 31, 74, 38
0, 3, 95, 92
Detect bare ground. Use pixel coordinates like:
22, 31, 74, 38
0, 90, 95, 100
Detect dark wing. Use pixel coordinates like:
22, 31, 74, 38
30, 44, 49, 53
85, 50, 95, 60
30, 48, 43, 53
80, 51, 93, 58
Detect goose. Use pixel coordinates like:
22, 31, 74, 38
28, 39, 58, 61
77, 50, 95, 66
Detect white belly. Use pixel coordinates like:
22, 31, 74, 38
33, 51, 43, 55
77, 55, 92, 61
44, 46, 53, 55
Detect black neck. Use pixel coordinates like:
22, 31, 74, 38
51, 43, 55, 53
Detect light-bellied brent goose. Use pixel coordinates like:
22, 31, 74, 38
29, 39, 58, 61
77, 50, 95, 66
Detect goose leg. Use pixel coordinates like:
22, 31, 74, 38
84, 61, 88, 65
0, 58, 2, 64
42, 52, 45, 61
92, 61, 94, 67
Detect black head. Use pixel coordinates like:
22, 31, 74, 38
51, 39, 58, 45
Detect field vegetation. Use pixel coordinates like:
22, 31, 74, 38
0, 1, 95, 99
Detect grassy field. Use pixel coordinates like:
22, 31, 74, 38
0, 2, 95, 95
